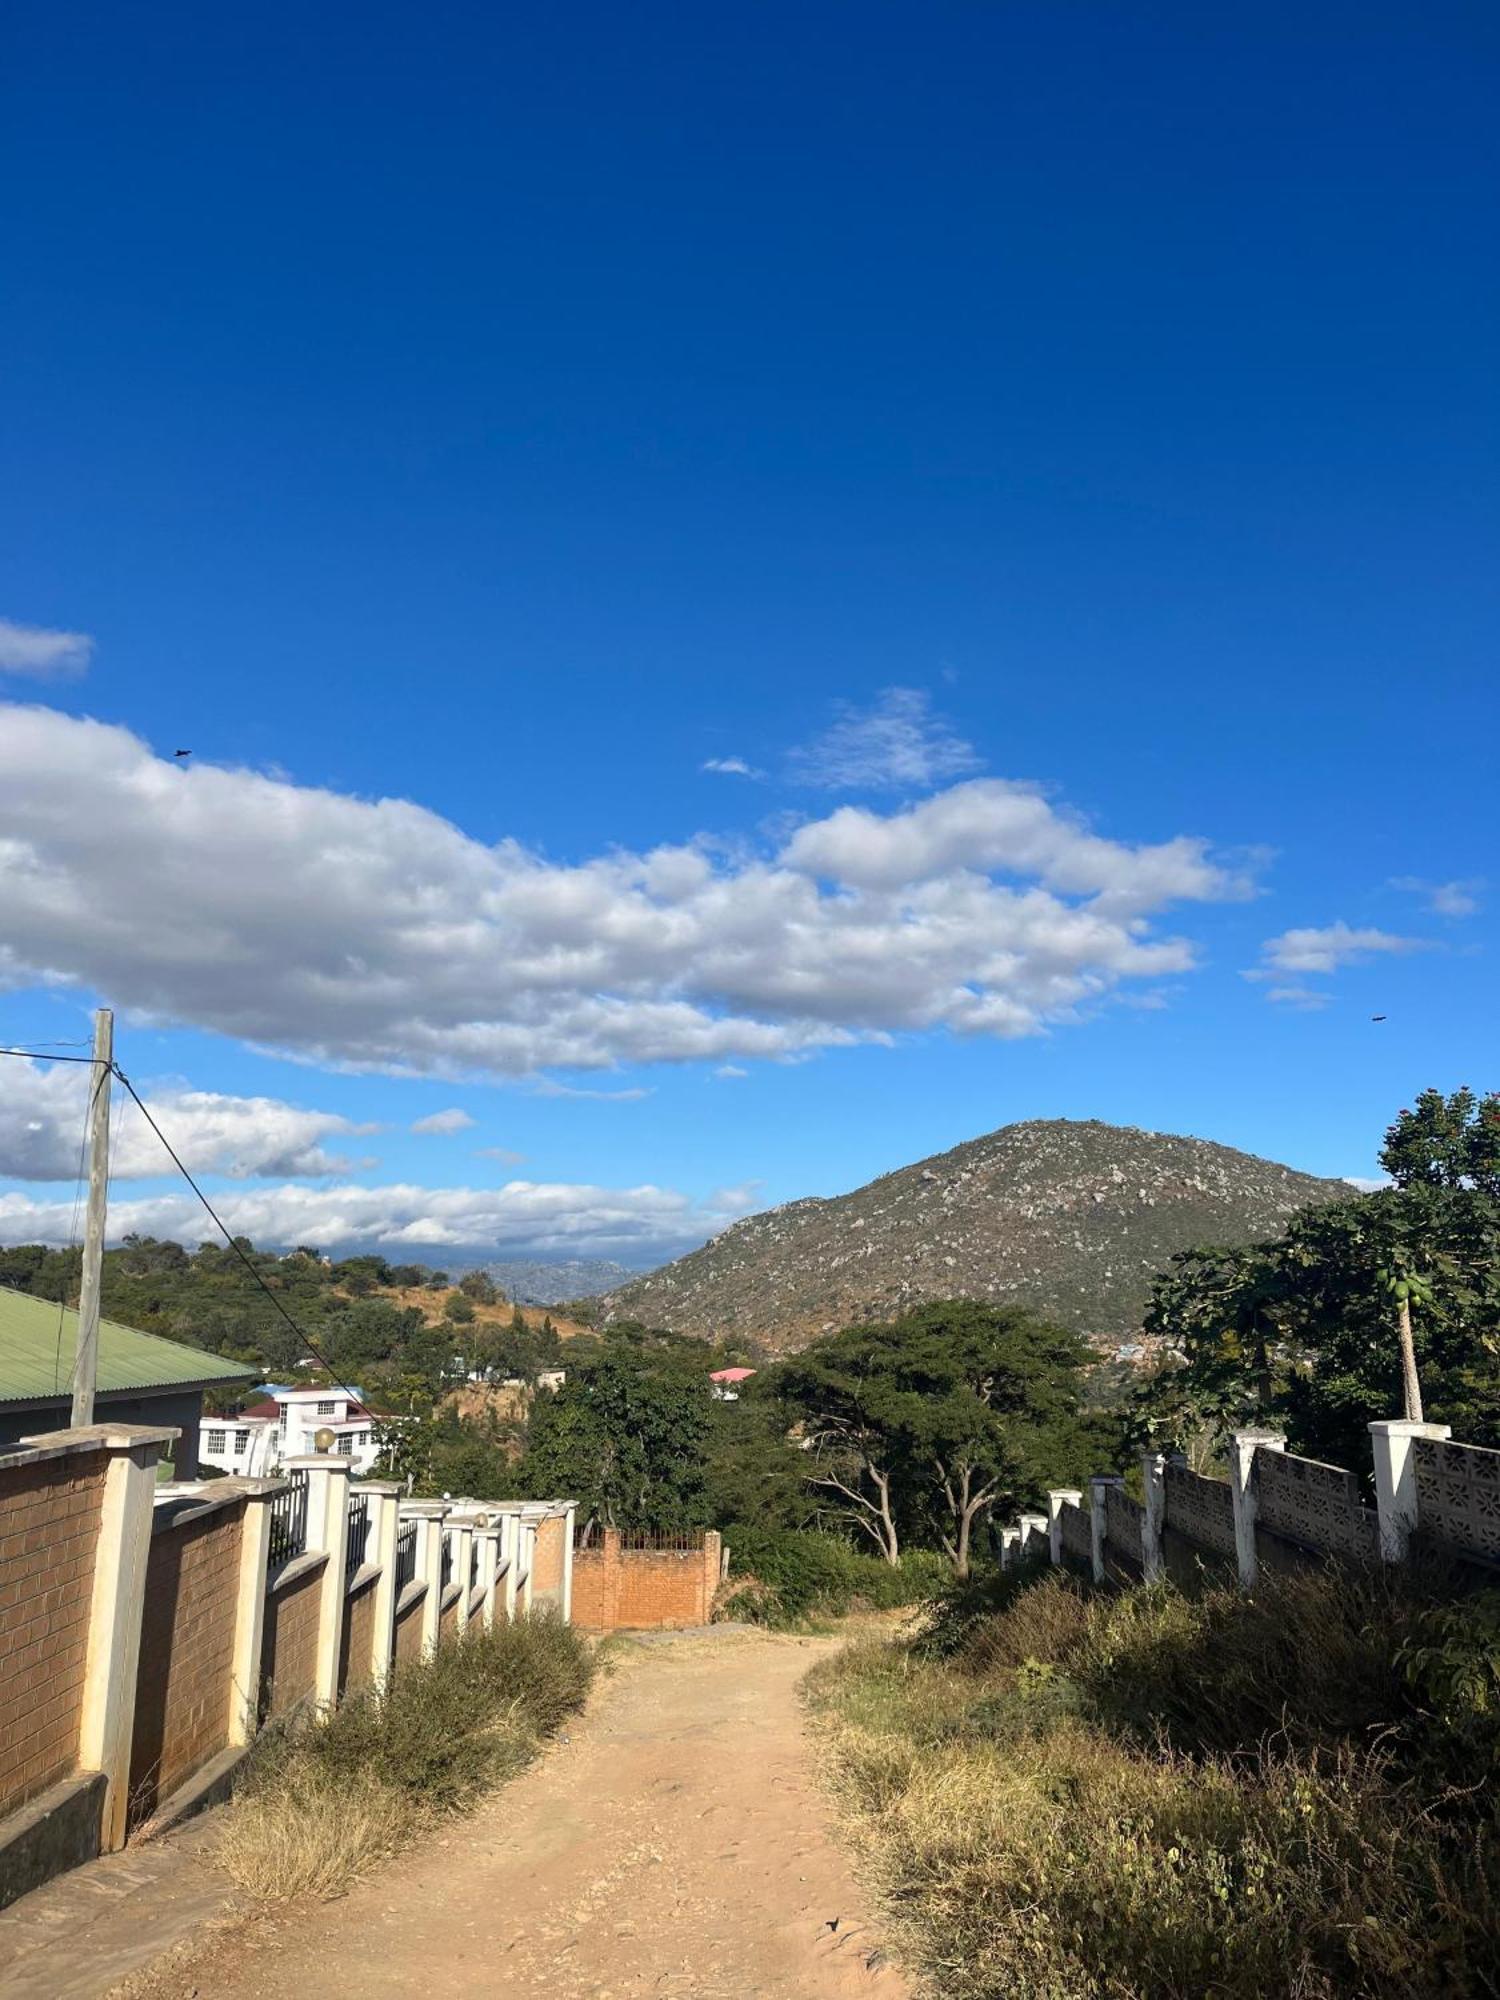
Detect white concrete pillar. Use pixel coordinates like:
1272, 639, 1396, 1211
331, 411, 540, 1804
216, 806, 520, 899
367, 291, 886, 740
1369, 1418, 1452, 1563
226, 1477, 285, 1745
401, 1501, 449, 1657
449, 1512, 477, 1633
473, 1515, 502, 1629
560, 1501, 578, 1622
285, 1452, 351, 1707
498, 1509, 520, 1621
1089, 1475, 1122, 1585
1019, 1512, 1048, 1563
1229, 1430, 1285, 1590
999, 1524, 1020, 1569
1047, 1489, 1083, 1566
1140, 1452, 1167, 1583
35, 1424, 178, 1853
362, 1482, 405, 1693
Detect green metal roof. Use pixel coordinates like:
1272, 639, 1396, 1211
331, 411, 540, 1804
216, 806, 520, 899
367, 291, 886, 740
0, 1287, 255, 1406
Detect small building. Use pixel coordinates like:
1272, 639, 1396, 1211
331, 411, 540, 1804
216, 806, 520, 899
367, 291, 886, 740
197, 1382, 395, 1478
709, 1366, 756, 1402
0, 1285, 254, 1477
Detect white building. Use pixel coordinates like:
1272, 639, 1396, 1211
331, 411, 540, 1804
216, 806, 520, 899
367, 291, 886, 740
198, 1384, 394, 1478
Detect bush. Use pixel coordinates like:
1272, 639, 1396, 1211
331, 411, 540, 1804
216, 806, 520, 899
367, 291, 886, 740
807, 1566, 1500, 1997
220, 1614, 593, 1900
716, 1526, 947, 1627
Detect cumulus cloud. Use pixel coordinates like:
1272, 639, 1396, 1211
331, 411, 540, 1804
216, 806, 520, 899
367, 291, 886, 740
1255, 923, 1428, 978
787, 687, 980, 791
0, 1175, 753, 1262
410, 1108, 475, 1135
714, 1064, 748, 1079
0, 618, 94, 680
1263, 985, 1332, 1010
701, 756, 763, 779
0, 704, 1252, 1076
1390, 876, 1484, 919
0, 1057, 372, 1179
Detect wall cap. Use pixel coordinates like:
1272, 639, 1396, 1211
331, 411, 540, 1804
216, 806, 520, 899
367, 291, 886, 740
19, 1421, 180, 1453
1368, 1420, 1453, 1439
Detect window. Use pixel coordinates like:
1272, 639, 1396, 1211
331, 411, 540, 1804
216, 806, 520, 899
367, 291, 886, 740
206, 1429, 226, 1454
336, 1433, 353, 1455
279, 1405, 288, 1429
234, 1429, 250, 1453
317, 1399, 336, 1417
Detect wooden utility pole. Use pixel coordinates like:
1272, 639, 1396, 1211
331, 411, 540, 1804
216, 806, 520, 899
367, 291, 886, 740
71, 1007, 114, 1427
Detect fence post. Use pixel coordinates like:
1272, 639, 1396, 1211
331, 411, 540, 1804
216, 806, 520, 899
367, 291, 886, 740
362, 1482, 404, 1694
1369, 1418, 1452, 1563
560, 1500, 578, 1623
1141, 1452, 1167, 1583
1047, 1490, 1083, 1566
473, 1513, 502, 1629
1089, 1475, 1122, 1585
399, 1502, 448, 1657
227, 1477, 285, 1746
519, 1505, 549, 1616
1229, 1430, 1285, 1590
1019, 1512, 1048, 1563
497, 1507, 521, 1622
448, 1510, 477, 1634
284, 1453, 351, 1707
701, 1529, 722, 1622
42, 1423, 177, 1853
999, 1525, 1019, 1569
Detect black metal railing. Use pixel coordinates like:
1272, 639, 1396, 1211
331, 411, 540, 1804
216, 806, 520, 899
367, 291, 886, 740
440, 1531, 454, 1590
268, 1470, 309, 1568
395, 1517, 418, 1592
345, 1491, 371, 1578
469, 1538, 479, 1589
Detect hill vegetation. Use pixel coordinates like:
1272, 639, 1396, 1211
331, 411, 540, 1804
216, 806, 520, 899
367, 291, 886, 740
586, 1119, 1348, 1351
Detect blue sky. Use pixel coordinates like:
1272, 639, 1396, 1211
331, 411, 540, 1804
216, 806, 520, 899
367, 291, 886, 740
0, 1, 1495, 1265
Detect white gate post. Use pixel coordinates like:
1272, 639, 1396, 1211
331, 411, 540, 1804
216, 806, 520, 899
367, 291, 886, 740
1369, 1418, 1451, 1563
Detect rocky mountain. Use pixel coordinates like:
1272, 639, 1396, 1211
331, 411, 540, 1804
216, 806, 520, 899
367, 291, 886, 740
589, 1119, 1350, 1352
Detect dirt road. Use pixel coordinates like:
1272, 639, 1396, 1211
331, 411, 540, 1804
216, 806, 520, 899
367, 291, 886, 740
129, 1626, 910, 1999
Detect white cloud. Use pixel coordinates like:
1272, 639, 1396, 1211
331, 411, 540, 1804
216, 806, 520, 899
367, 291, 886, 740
0, 618, 94, 680
0, 1057, 372, 1179
714, 1064, 748, 1079
787, 687, 980, 791
701, 756, 763, 779
0, 704, 1253, 1076
1390, 876, 1484, 919
0, 1175, 752, 1262
529, 1081, 653, 1102
1255, 923, 1428, 977
410, 1108, 475, 1135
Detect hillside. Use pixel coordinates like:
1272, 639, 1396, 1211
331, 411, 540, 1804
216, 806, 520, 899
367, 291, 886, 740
475, 1257, 638, 1305
589, 1119, 1350, 1351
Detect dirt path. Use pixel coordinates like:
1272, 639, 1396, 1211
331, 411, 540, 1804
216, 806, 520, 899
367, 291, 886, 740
127, 1626, 909, 1999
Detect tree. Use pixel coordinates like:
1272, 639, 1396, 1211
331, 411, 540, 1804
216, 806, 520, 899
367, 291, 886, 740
1140, 1090, 1500, 1467
777, 1304, 1102, 1573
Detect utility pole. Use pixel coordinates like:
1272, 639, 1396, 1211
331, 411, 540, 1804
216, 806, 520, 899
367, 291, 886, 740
71, 1007, 114, 1427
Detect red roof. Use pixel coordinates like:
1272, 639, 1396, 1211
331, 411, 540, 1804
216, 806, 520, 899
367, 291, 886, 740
710, 1367, 757, 1383
235, 1400, 281, 1421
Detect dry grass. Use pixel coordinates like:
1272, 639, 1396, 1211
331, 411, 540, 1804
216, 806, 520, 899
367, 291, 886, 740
219, 1615, 593, 1903
807, 1571, 1500, 1999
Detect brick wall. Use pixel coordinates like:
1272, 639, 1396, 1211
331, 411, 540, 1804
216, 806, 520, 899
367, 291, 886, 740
394, 1592, 425, 1666
0, 1448, 107, 1815
571, 1531, 722, 1633
128, 1500, 244, 1825
338, 1576, 379, 1700
439, 1592, 460, 1642
259, 1558, 325, 1718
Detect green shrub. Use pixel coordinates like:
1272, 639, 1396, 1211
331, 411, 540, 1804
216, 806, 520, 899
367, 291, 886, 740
717, 1525, 947, 1626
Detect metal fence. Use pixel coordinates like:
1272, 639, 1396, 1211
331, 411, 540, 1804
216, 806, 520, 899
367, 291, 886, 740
268, 1470, 309, 1568
395, 1517, 418, 1592
345, 1491, 371, 1578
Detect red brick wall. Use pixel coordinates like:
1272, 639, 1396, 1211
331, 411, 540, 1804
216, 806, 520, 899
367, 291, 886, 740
129, 1501, 244, 1825
439, 1592, 459, 1643
260, 1558, 324, 1717
338, 1576, 379, 1700
0, 1448, 107, 1814
571, 1532, 721, 1633
394, 1592, 425, 1666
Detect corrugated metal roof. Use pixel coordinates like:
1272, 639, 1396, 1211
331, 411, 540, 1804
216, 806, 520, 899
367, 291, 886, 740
0, 1287, 255, 1404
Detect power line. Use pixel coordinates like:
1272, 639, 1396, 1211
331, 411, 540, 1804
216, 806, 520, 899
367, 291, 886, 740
0, 1047, 100, 1064
109, 1064, 368, 1411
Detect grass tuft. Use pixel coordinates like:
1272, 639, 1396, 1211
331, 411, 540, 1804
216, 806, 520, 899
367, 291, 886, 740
219, 1613, 594, 1903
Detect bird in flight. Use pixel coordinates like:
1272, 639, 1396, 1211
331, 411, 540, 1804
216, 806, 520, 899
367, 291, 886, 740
173, 749, 192, 758
1371, 1014, 1387, 1022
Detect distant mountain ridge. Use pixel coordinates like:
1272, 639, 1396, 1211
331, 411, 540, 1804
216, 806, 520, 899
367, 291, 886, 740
476, 1256, 639, 1306
588, 1119, 1350, 1352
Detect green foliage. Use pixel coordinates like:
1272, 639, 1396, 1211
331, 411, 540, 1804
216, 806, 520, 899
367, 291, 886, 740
374, 1407, 520, 1498
701, 1385, 816, 1532
1140, 1089, 1500, 1466
717, 1525, 947, 1627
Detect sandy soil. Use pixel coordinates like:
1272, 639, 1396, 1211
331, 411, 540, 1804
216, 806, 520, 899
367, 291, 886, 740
125, 1626, 910, 2000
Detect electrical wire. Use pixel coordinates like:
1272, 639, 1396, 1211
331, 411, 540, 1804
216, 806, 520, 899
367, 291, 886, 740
110, 1064, 368, 1409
